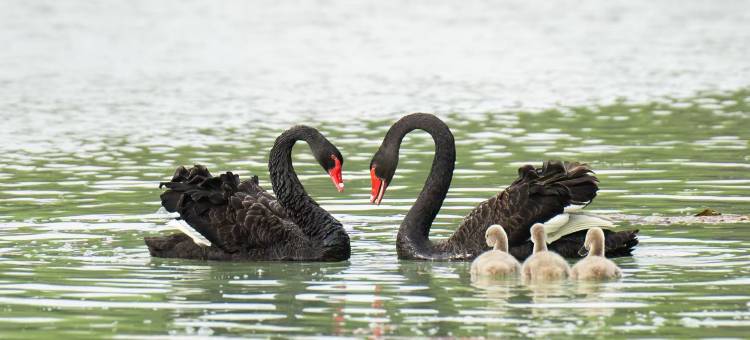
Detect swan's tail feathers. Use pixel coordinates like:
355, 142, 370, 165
604, 229, 639, 257
144, 233, 207, 259
516, 160, 598, 205
158, 165, 240, 248
540, 160, 598, 205
546, 228, 639, 258
159, 165, 240, 212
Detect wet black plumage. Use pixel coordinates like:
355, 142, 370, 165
370, 113, 638, 261
442, 161, 638, 261
144, 126, 350, 261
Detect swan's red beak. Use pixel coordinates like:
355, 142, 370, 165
328, 156, 344, 192
370, 167, 387, 205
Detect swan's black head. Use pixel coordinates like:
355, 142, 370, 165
309, 130, 345, 192
369, 146, 398, 205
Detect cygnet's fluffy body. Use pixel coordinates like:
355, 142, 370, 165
522, 223, 571, 282
571, 227, 622, 280
470, 225, 521, 277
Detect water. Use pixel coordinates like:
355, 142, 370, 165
1, 0, 750, 338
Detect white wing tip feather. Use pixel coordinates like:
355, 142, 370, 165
545, 212, 617, 244
563, 205, 587, 213
167, 219, 212, 247
542, 213, 570, 234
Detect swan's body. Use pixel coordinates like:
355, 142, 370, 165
470, 225, 521, 277
144, 126, 351, 261
522, 224, 571, 282
571, 228, 622, 280
369, 113, 639, 261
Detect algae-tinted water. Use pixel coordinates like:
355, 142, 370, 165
1, 0, 750, 338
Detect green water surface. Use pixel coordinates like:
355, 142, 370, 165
1, 90, 750, 338
3, 0, 750, 338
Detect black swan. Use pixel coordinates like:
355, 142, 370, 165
369, 113, 638, 261
144, 125, 351, 261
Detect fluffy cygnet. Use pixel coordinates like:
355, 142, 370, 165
521, 223, 571, 282
571, 227, 622, 280
470, 225, 521, 277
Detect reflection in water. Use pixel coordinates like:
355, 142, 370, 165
470, 276, 519, 302
1, 0, 750, 337
0, 90, 749, 337
574, 282, 618, 318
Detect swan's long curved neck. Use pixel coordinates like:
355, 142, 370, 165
389, 114, 455, 251
269, 127, 337, 241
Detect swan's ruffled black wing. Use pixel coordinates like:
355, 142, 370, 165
156, 165, 305, 252
498, 160, 600, 244
445, 160, 602, 256
223, 191, 306, 250
500, 161, 638, 259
